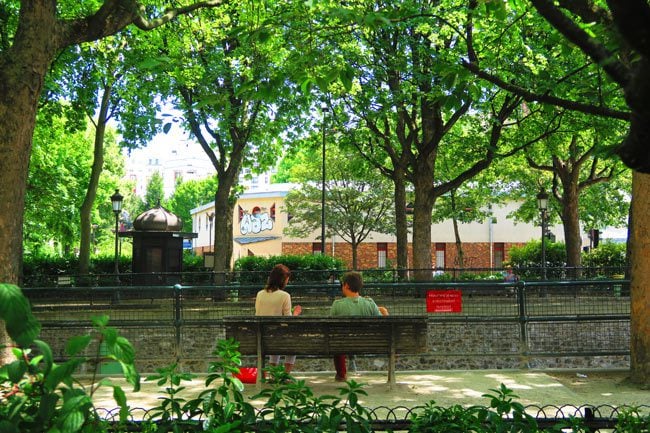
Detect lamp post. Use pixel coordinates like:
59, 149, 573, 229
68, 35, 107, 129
207, 212, 215, 253
536, 188, 548, 280
321, 104, 328, 255
111, 189, 124, 278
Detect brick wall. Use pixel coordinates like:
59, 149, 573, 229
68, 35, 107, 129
283, 241, 525, 270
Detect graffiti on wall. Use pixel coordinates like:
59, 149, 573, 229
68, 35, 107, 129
239, 204, 276, 235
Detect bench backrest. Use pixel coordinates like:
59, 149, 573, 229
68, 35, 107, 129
223, 316, 428, 356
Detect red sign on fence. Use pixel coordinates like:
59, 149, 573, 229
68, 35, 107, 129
426, 290, 462, 313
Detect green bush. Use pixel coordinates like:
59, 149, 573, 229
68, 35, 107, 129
234, 254, 345, 284
507, 240, 567, 280
22, 251, 204, 281
583, 240, 628, 270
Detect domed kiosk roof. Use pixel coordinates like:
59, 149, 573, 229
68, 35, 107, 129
133, 204, 183, 232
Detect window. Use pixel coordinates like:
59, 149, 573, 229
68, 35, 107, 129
494, 243, 505, 268
377, 243, 388, 268
435, 243, 446, 269
312, 242, 322, 255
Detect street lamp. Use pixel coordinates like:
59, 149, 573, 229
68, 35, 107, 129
536, 188, 549, 280
321, 104, 328, 255
111, 189, 124, 277
207, 212, 215, 253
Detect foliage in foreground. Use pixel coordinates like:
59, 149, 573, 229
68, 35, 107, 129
2, 283, 649, 432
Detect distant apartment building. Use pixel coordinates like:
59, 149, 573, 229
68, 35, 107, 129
123, 141, 277, 199
124, 140, 215, 198
190, 183, 572, 270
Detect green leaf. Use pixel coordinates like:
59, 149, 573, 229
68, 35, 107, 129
339, 67, 355, 92
91, 315, 109, 328
44, 359, 84, 391
121, 362, 141, 392
65, 335, 92, 357
34, 340, 54, 374
6, 360, 27, 383
0, 284, 41, 346
61, 410, 85, 433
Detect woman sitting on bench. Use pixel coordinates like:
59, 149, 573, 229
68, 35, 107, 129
255, 264, 302, 374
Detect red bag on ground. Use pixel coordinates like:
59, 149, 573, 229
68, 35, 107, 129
233, 367, 257, 384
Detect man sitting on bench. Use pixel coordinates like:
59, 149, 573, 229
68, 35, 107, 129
330, 271, 388, 382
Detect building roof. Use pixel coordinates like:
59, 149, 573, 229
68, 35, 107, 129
234, 236, 280, 245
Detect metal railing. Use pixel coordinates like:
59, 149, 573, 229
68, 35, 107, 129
94, 404, 649, 431
23, 277, 631, 372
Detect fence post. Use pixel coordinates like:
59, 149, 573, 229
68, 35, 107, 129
517, 281, 529, 361
174, 283, 182, 361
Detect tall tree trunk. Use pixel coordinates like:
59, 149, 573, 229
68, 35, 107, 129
0, 4, 58, 365
560, 182, 582, 277
79, 84, 112, 275
212, 177, 237, 283
630, 171, 650, 385
393, 171, 409, 278
450, 191, 464, 268
351, 242, 359, 270
412, 161, 436, 281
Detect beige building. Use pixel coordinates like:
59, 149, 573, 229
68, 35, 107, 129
191, 183, 571, 270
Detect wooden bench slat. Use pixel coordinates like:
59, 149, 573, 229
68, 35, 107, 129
224, 316, 428, 359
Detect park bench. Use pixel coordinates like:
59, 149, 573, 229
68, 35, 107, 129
223, 315, 428, 389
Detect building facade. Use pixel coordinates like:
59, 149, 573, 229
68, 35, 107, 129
191, 183, 569, 270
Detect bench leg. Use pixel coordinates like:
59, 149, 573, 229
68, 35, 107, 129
388, 324, 396, 390
388, 352, 396, 391
256, 326, 263, 391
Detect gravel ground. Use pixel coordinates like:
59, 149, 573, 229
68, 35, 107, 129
89, 368, 649, 413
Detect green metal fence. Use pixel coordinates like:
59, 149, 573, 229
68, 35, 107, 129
23, 277, 630, 372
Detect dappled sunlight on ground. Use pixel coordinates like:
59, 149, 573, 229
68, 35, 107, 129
87, 369, 647, 412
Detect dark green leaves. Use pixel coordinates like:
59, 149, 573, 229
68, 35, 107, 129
0, 283, 41, 347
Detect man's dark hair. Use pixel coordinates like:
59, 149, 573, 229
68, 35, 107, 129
342, 271, 363, 293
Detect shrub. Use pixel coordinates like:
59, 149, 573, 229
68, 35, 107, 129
234, 254, 345, 284
507, 240, 567, 280
582, 240, 628, 270
0, 283, 139, 433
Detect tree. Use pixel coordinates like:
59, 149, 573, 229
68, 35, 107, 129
283, 147, 395, 269
0, 0, 226, 286
0, 0, 229, 367
143, 171, 165, 210
24, 112, 93, 256
523, 112, 627, 272
49, 35, 162, 275
167, 176, 218, 233
138, 2, 306, 276
467, 1, 649, 384
323, 1, 540, 280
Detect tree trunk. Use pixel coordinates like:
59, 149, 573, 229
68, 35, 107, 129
630, 171, 650, 385
452, 216, 464, 269
393, 171, 409, 278
412, 162, 436, 281
451, 191, 464, 269
0, 1, 60, 365
212, 183, 236, 283
560, 183, 582, 277
351, 242, 359, 270
79, 84, 111, 275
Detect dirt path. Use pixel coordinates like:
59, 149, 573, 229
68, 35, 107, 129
90, 369, 649, 413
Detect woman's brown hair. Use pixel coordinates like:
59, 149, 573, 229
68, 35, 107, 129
265, 264, 291, 292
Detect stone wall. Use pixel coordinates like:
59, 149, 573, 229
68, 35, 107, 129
40, 319, 629, 374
